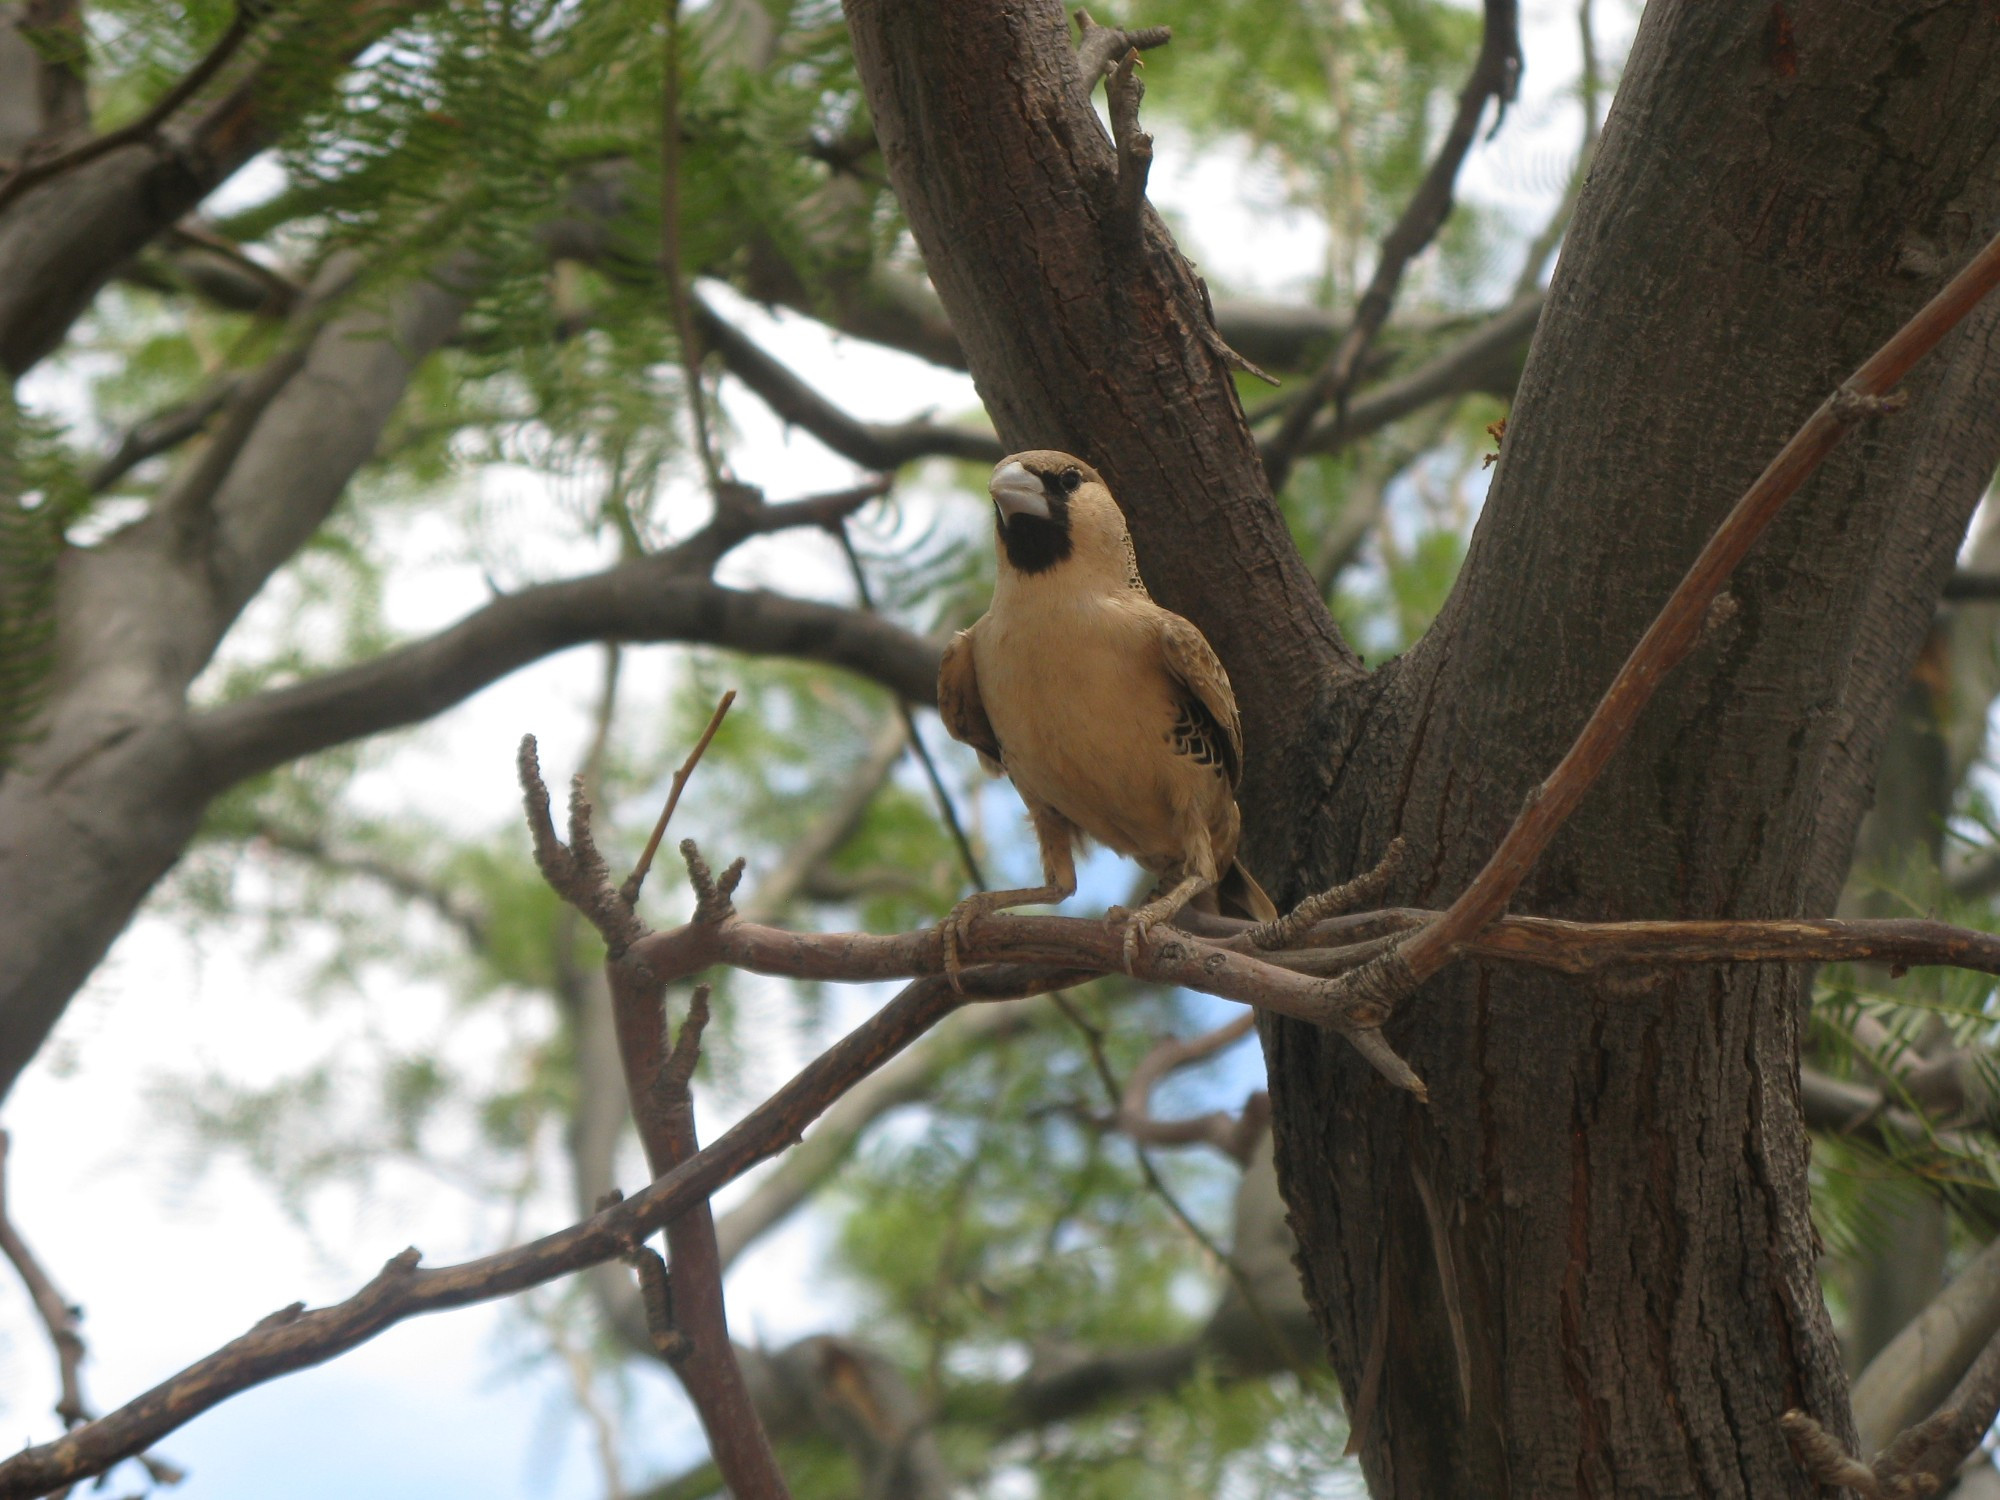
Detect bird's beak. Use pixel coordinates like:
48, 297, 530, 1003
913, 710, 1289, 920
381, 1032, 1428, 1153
990, 460, 1050, 523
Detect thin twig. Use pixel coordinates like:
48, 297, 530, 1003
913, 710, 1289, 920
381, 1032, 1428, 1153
621, 690, 735, 906
658, 0, 722, 494
0, 1132, 186, 1489
835, 524, 987, 893
0, 1131, 87, 1428
1319, 219, 2000, 1027
1262, 0, 1522, 491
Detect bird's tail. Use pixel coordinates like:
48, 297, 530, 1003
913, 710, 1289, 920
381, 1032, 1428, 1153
1217, 859, 1278, 924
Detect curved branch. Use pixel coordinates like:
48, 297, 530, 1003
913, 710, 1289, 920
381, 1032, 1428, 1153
693, 296, 1003, 468
187, 573, 940, 791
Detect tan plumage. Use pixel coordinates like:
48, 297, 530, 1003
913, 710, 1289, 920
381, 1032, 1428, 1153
937, 450, 1278, 979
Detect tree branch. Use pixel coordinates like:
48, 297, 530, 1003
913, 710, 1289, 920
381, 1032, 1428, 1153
692, 295, 1003, 468
1317, 218, 2000, 1027
0, 1131, 183, 1488
0, 9, 253, 214
1275, 292, 1543, 462
1851, 1230, 2000, 1455
186, 492, 929, 791
0, 949, 1081, 1499
1261, 0, 1523, 490
0, 0, 439, 375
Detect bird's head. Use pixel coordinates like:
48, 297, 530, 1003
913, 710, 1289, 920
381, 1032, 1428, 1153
988, 450, 1136, 590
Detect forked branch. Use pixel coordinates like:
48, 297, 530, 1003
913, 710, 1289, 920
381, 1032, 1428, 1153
1316, 218, 2000, 1028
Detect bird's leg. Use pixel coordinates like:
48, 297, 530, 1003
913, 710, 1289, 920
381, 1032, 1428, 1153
1119, 873, 1211, 974
940, 805, 1077, 990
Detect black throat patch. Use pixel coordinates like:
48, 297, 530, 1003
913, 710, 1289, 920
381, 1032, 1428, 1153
996, 489, 1072, 574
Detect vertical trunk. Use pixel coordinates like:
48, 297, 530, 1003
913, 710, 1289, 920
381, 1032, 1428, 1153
849, 0, 2000, 1493
1267, 5, 2000, 1495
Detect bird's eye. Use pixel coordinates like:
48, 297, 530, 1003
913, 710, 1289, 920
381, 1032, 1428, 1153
1058, 468, 1082, 493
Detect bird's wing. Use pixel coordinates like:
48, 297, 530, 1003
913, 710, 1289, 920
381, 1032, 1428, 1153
1157, 612, 1244, 789
938, 626, 1004, 773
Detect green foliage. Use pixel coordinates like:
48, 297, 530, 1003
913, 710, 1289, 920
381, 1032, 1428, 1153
0, 394, 88, 771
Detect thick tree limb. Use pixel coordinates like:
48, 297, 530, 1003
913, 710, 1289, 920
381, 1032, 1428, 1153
692, 295, 1003, 468
1320, 219, 2000, 1025
1852, 1235, 2000, 1455
186, 503, 932, 791
0, 0, 436, 374
1261, 0, 1523, 490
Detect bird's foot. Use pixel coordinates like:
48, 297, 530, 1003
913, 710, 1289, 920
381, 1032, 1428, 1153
1119, 909, 1157, 974
938, 895, 986, 994
1116, 875, 1210, 975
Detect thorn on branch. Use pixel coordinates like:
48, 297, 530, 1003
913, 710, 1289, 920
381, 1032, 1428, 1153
1249, 838, 1409, 950
251, 1302, 305, 1332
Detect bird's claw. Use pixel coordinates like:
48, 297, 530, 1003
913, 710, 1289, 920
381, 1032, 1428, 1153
1120, 911, 1153, 974
939, 897, 983, 994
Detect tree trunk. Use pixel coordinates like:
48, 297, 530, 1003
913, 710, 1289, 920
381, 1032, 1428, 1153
846, 0, 2000, 1492
1273, 4, 2000, 1493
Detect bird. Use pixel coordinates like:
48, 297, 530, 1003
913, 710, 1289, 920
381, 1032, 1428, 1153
935, 449, 1279, 983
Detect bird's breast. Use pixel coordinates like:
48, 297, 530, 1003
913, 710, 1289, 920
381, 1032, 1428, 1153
972, 599, 1232, 864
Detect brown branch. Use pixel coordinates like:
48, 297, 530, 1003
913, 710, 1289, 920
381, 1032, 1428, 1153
1281, 292, 1543, 461
1943, 571, 2000, 603
87, 375, 244, 492
691, 296, 1003, 469
0, 11, 252, 215
1072, 8, 1172, 83
1782, 1314, 2000, 1500
529, 728, 783, 1497
1317, 218, 2000, 1028
0, 1130, 87, 1427
1261, 0, 1522, 490
623, 689, 735, 905
1108, 1013, 1265, 1162
185, 489, 921, 790
1104, 47, 1152, 231
0, 1131, 184, 1488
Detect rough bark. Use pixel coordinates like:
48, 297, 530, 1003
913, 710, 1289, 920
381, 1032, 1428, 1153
846, 0, 2000, 1494
1267, 5, 2000, 1495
